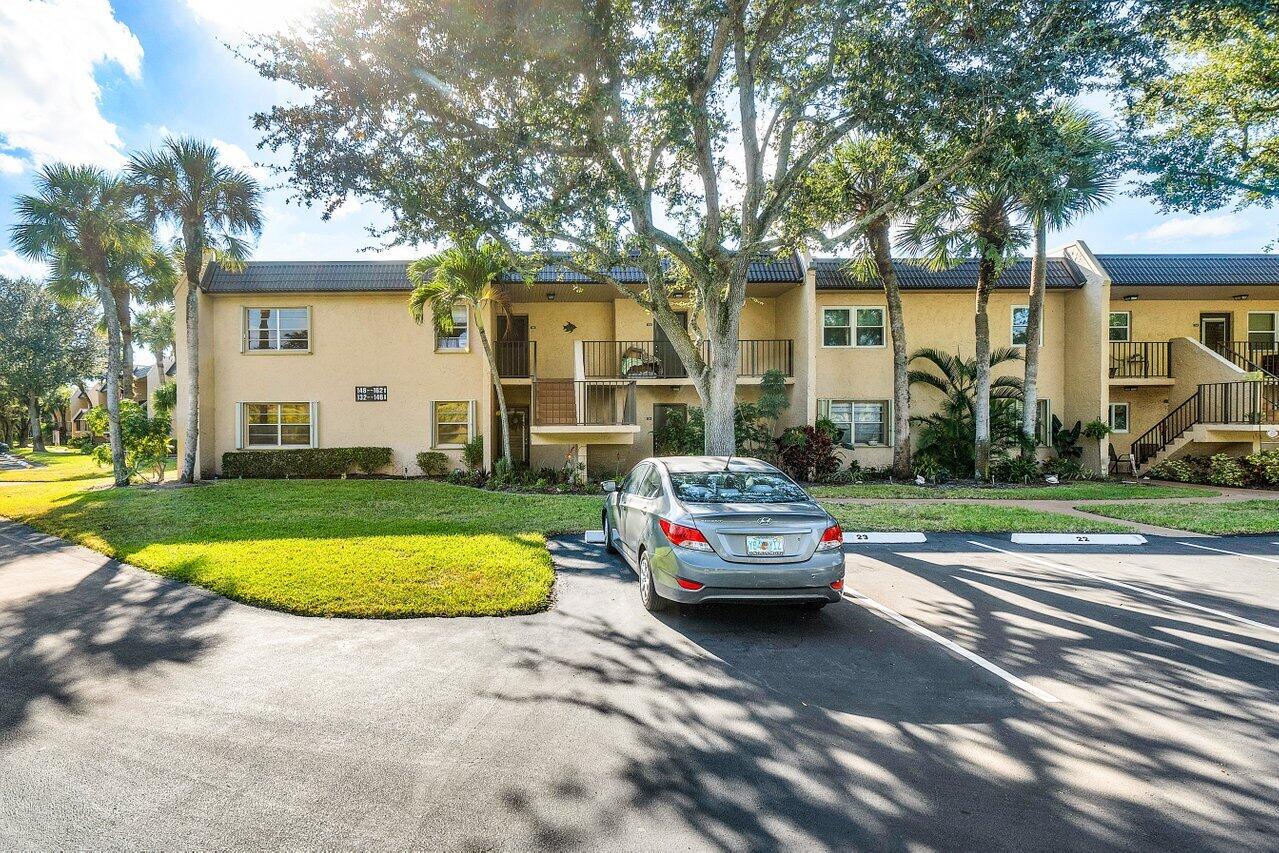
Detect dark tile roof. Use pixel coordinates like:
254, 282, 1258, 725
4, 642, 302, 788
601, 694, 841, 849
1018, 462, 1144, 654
203, 253, 805, 293
132, 366, 151, 379
814, 257, 1083, 290
1094, 254, 1279, 286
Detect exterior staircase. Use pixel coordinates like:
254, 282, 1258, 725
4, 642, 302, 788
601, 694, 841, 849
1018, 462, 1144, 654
1134, 378, 1279, 473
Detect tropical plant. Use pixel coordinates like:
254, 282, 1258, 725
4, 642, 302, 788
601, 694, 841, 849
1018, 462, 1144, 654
1081, 419, 1112, 442
462, 434, 485, 472
135, 305, 176, 371
776, 421, 841, 483
652, 372, 790, 457
409, 239, 518, 464
902, 156, 1031, 479
908, 346, 1024, 477
1050, 416, 1083, 460
1019, 106, 1117, 446
1207, 452, 1247, 487
152, 381, 177, 418
10, 164, 154, 485
85, 400, 171, 484
128, 137, 263, 484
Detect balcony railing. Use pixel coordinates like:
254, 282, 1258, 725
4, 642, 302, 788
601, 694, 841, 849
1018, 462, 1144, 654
495, 340, 536, 378
532, 379, 637, 427
1216, 341, 1279, 377
582, 339, 794, 380
1109, 341, 1172, 379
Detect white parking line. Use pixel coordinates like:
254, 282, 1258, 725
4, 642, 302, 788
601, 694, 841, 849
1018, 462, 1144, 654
842, 588, 1061, 704
970, 541, 1279, 635
1179, 541, 1279, 565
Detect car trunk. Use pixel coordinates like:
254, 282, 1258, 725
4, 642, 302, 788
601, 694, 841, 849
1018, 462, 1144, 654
681, 502, 830, 564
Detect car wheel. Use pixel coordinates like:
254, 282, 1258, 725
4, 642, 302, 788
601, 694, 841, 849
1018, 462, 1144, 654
603, 510, 617, 554
638, 551, 667, 612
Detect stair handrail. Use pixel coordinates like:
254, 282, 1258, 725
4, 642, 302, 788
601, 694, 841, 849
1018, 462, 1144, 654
1216, 341, 1276, 377
1132, 391, 1199, 467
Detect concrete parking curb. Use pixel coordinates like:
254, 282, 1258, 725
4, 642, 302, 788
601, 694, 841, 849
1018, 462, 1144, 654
1010, 533, 1147, 546
843, 532, 927, 544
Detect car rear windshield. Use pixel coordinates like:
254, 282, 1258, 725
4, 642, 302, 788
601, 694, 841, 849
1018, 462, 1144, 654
668, 471, 809, 504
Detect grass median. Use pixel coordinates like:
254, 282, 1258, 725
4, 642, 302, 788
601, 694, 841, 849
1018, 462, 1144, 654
825, 502, 1132, 533
1077, 500, 1279, 535
809, 482, 1219, 501
0, 447, 111, 482
0, 474, 602, 618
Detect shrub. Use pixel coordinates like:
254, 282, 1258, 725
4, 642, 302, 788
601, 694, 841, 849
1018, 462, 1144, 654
912, 455, 945, 483
1207, 453, 1246, 487
776, 423, 840, 483
416, 451, 450, 477
70, 435, 95, 454
222, 446, 392, 479
463, 435, 484, 471
86, 401, 171, 483
1081, 419, 1112, 442
1244, 449, 1279, 485
992, 454, 1039, 483
1148, 458, 1194, 482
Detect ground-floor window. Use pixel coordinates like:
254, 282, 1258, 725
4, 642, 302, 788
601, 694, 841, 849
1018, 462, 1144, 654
822, 399, 889, 447
1108, 402, 1130, 434
244, 402, 313, 447
433, 400, 472, 448
1036, 398, 1052, 446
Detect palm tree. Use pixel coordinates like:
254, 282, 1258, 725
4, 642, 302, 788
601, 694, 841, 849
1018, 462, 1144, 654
135, 305, 176, 371
908, 346, 1025, 477
10, 164, 153, 485
1019, 107, 1117, 449
902, 169, 1029, 479
408, 240, 517, 465
128, 138, 263, 484
801, 136, 927, 478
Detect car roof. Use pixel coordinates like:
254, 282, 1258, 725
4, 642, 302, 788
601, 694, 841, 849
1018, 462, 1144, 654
652, 456, 782, 475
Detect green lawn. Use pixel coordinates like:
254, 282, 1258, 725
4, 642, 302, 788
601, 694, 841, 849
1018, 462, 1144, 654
0, 476, 601, 618
0, 446, 110, 482
1078, 500, 1279, 535
825, 502, 1131, 533
809, 482, 1219, 501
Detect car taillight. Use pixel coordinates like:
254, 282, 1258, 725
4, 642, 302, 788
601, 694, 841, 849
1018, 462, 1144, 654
817, 523, 844, 551
677, 577, 705, 591
659, 518, 712, 552
830, 578, 844, 591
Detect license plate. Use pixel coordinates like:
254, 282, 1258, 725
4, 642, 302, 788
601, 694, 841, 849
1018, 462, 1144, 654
746, 535, 784, 556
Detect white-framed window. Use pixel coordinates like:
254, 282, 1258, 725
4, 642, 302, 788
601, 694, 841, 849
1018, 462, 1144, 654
822, 399, 890, 447
435, 305, 470, 351
1247, 312, 1277, 348
854, 307, 885, 347
242, 402, 314, 447
1108, 402, 1130, 434
822, 308, 852, 347
245, 307, 310, 352
1036, 398, 1052, 446
1109, 311, 1131, 343
1011, 305, 1044, 346
432, 400, 473, 448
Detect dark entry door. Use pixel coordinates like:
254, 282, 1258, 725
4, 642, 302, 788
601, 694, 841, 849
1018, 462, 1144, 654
496, 315, 530, 378
653, 312, 688, 378
496, 405, 530, 466
1200, 312, 1232, 354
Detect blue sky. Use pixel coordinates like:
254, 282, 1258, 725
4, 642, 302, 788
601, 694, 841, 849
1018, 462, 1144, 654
2, 0, 1277, 288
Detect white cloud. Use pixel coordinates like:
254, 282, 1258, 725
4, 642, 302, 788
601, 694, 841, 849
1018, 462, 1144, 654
1127, 214, 1252, 243
0, 250, 49, 280
211, 137, 270, 182
184, 0, 330, 35
0, 0, 143, 171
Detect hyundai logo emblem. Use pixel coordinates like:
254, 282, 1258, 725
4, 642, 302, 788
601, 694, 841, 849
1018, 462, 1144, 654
757, 517, 772, 525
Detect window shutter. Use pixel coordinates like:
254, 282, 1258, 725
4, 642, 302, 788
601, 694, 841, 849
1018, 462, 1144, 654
468, 400, 478, 440
817, 399, 830, 421
428, 402, 436, 449
309, 401, 319, 448
885, 399, 894, 447
235, 402, 244, 450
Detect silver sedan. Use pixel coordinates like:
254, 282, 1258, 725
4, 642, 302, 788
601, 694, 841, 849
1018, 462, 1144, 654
602, 456, 846, 612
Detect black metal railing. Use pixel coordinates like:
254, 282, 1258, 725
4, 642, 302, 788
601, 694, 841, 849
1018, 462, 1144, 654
495, 340, 536, 378
1216, 341, 1279, 377
1133, 378, 1279, 466
1133, 394, 1199, 467
1109, 341, 1172, 379
532, 380, 637, 427
581, 339, 794, 379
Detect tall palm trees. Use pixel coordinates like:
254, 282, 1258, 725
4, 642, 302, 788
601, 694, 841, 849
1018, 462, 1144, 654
129, 138, 263, 484
408, 240, 517, 464
1019, 107, 1117, 448
10, 165, 153, 485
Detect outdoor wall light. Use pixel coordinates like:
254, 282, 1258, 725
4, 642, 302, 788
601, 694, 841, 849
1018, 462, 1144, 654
1123, 294, 1139, 301
546, 291, 556, 300
1233, 294, 1249, 301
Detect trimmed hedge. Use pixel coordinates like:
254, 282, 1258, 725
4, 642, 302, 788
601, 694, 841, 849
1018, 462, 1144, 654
417, 451, 450, 477
222, 447, 393, 479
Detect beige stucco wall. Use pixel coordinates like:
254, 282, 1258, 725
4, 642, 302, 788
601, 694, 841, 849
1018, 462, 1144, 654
502, 300, 614, 379
1113, 299, 1279, 345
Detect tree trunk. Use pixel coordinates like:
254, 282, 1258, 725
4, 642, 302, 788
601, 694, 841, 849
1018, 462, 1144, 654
1022, 215, 1048, 453
870, 218, 911, 478
180, 270, 200, 484
474, 315, 512, 465
974, 258, 994, 480
27, 391, 45, 453
699, 293, 743, 457
96, 280, 129, 486
114, 286, 135, 399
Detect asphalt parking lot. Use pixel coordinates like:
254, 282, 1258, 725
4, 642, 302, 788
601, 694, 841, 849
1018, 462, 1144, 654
1, 520, 1276, 850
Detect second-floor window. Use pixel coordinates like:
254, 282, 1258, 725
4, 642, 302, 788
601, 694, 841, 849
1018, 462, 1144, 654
436, 305, 469, 351
1109, 311, 1131, 342
1011, 306, 1044, 346
246, 307, 310, 351
823, 307, 884, 347
1248, 312, 1277, 348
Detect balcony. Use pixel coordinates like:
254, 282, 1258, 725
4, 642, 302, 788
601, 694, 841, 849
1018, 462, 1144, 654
495, 340, 536, 379
531, 379, 638, 435
1216, 341, 1279, 378
1109, 341, 1172, 382
581, 339, 794, 380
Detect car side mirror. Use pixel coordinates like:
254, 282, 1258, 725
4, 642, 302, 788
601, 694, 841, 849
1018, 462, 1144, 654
602, 480, 617, 493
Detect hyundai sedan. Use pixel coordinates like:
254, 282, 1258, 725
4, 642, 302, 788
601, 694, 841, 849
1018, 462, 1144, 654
602, 456, 846, 611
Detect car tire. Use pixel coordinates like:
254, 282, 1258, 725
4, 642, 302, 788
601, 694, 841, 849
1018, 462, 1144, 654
603, 510, 618, 554
638, 551, 667, 613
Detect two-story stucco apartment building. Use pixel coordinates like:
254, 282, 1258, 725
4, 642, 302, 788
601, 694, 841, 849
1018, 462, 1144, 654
172, 242, 1279, 480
